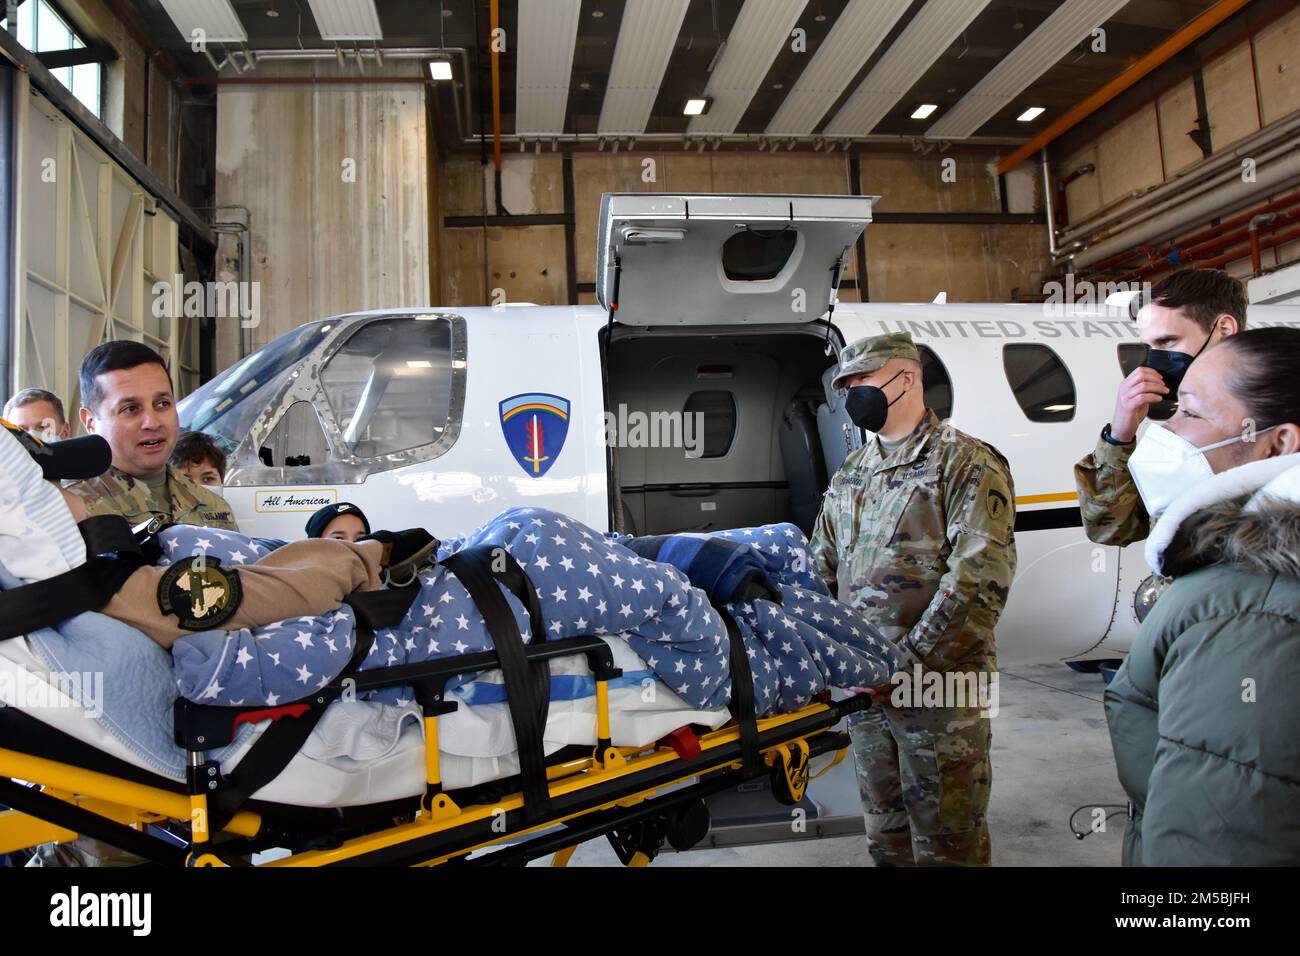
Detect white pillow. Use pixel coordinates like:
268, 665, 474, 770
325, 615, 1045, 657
0, 427, 85, 582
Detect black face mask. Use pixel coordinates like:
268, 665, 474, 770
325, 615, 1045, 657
1143, 331, 1213, 396
845, 370, 905, 433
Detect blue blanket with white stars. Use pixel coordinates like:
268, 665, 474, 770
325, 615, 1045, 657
166, 507, 902, 716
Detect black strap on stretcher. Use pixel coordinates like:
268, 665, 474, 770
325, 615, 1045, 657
201, 584, 415, 824
0, 515, 150, 641
717, 606, 760, 776
440, 545, 553, 823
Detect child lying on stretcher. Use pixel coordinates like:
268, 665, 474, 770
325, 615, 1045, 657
0, 422, 903, 717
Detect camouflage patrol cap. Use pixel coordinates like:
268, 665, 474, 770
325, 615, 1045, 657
831, 331, 921, 390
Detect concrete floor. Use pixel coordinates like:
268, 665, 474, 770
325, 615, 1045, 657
538, 662, 1130, 867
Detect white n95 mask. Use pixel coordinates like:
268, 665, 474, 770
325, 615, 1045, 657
1128, 423, 1256, 518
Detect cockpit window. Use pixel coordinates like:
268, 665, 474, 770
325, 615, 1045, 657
320, 317, 456, 458
180, 320, 334, 451
183, 313, 467, 487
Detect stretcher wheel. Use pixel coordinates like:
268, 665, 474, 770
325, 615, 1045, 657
665, 800, 710, 852
770, 747, 811, 806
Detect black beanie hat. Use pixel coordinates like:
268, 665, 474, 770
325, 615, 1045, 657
305, 501, 371, 539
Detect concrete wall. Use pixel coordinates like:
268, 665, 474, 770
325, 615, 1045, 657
1057, 3, 1300, 277
214, 62, 433, 366
439, 148, 1049, 307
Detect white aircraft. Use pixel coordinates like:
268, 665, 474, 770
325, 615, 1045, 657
179, 193, 1300, 669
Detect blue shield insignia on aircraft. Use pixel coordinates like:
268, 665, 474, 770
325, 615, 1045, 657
499, 393, 570, 478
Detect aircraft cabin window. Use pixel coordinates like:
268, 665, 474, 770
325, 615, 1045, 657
721, 228, 798, 281
682, 390, 737, 459
917, 345, 954, 421
1117, 343, 1175, 420
320, 317, 457, 458
1002, 343, 1076, 423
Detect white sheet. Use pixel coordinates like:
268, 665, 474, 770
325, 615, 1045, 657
0, 635, 729, 807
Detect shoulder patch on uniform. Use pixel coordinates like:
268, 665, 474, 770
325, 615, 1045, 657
986, 488, 1009, 522
157, 556, 242, 631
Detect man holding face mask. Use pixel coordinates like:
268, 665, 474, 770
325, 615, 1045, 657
1075, 268, 1247, 547
809, 331, 1016, 866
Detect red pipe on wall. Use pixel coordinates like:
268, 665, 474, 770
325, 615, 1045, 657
1123, 204, 1300, 278
1198, 222, 1300, 270
1160, 189, 1300, 253
1117, 220, 1300, 281
1079, 190, 1300, 283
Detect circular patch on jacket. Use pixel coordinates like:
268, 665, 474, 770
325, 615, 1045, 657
986, 489, 1009, 522
157, 556, 242, 631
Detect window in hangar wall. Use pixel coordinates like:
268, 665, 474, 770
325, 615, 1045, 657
5, 0, 102, 117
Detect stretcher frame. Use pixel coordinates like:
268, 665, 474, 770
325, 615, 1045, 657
0, 633, 867, 867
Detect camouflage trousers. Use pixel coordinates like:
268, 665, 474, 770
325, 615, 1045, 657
847, 702, 992, 866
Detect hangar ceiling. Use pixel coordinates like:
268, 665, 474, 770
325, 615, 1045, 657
121, 0, 1221, 148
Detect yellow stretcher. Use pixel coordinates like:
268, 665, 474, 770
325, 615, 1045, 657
0, 547, 865, 868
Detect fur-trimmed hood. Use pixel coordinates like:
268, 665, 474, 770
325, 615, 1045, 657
1147, 454, 1300, 579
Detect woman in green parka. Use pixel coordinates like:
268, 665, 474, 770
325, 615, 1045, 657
1105, 327, 1300, 866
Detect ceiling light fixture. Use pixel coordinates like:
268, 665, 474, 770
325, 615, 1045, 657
1017, 106, 1045, 121
307, 0, 383, 40
428, 60, 452, 80
911, 103, 938, 119
684, 97, 711, 116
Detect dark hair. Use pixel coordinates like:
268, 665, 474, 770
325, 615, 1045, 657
1220, 327, 1300, 430
1149, 268, 1248, 333
171, 430, 228, 479
78, 341, 169, 413
3, 387, 66, 425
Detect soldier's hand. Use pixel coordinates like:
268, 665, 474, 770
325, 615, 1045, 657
1111, 367, 1168, 443
849, 682, 895, 704
866, 683, 894, 703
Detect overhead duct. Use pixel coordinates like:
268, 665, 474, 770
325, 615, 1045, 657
515, 0, 582, 136
821, 0, 990, 137
766, 0, 911, 137
927, 0, 1128, 140
688, 0, 808, 137
1072, 146, 1300, 269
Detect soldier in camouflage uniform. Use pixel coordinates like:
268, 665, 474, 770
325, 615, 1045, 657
66, 465, 237, 531
63, 340, 239, 531
1075, 268, 1247, 547
809, 331, 1016, 866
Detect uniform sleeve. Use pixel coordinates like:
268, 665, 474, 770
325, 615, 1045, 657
899, 453, 1017, 672
201, 490, 240, 532
172, 477, 241, 532
63, 480, 115, 520
807, 484, 840, 596
1074, 433, 1149, 547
